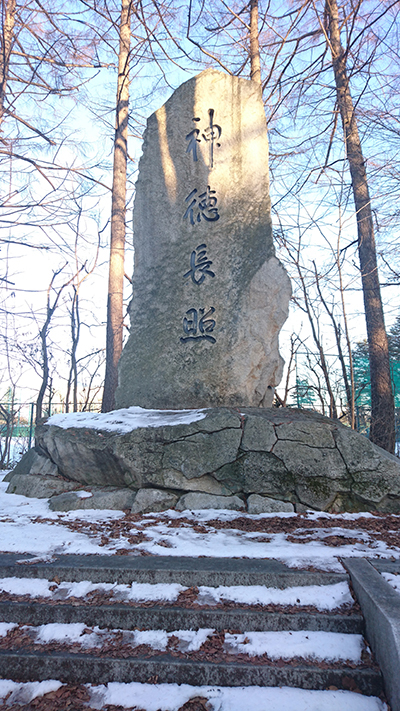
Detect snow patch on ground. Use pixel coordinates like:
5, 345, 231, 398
0, 577, 185, 603
35, 622, 87, 645
47, 406, 207, 433
87, 682, 388, 711
1, 471, 400, 571
0, 622, 16, 637
20, 623, 364, 662
197, 581, 352, 610
0, 680, 388, 711
25, 623, 215, 652
223, 630, 363, 662
382, 571, 400, 594
0, 577, 353, 609
0, 680, 62, 705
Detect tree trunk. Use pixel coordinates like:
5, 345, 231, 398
0, 0, 16, 129
36, 314, 51, 423
325, 0, 395, 452
102, 0, 132, 412
249, 0, 261, 85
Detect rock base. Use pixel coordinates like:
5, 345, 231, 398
6, 407, 400, 513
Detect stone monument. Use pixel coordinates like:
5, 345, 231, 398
6, 70, 400, 515
116, 68, 291, 410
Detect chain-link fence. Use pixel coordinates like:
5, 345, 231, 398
0, 399, 101, 469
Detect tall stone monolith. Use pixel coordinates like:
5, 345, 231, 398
116, 69, 291, 410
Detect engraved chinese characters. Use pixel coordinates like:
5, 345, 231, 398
185, 109, 221, 167
181, 111, 220, 344
116, 69, 291, 410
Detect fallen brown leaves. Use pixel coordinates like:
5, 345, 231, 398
22, 510, 400, 555
177, 698, 211, 711
0, 624, 377, 670
0, 684, 90, 711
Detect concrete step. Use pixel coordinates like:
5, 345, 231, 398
367, 558, 400, 575
0, 599, 364, 633
0, 648, 383, 695
0, 553, 346, 587
0, 554, 384, 700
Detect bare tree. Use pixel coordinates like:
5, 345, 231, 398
0, 0, 16, 131
250, 0, 261, 84
102, 0, 133, 412
36, 267, 76, 422
321, 0, 395, 451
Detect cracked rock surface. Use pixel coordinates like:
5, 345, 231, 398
7, 407, 400, 513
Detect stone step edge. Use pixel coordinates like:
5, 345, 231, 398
0, 601, 364, 634
0, 555, 347, 587
343, 557, 400, 711
0, 649, 383, 695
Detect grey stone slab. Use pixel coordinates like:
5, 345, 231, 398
29, 408, 400, 512
0, 600, 363, 634
240, 451, 294, 497
116, 69, 291, 410
5, 474, 78, 499
162, 427, 241, 479
131, 488, 178, 514
369, 559, 400, 575
6, 447, 60, 479
241, 415, 276, 452
161, 469, 228, 495
275, 421, 336, 448
49, 488, 136, 512
247, 494, 294, 514
0, 554, 347, 587
0, 650, 382, 693
176, 492, 245, 511
272, 441, 347, 481
343, 557, 400, 711
37, 424, 128, 487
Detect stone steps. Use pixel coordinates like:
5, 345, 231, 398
0, 599, 363, 633
0, 649, 382, 694
0, 553, 347, 586
0, 554, 384, 701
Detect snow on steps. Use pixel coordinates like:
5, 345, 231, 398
0, 554, 385, 708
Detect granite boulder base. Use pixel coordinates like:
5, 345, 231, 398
7, 407, 400, 513
116, 69, 291, 410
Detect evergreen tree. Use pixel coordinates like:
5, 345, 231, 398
353, 318, 400, 411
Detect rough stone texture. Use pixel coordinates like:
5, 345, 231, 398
131, 488, 179, 514
176, 492, 245, 511
247, 494, 294, 514
49, 488, 136, 512
7, 406, 400, 513
3, 447, 59, 481
116, 69, 291, 410
5, 474, 78, 499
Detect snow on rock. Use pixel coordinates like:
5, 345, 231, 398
223, 630, 364, 662
47, 406, 207, 433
